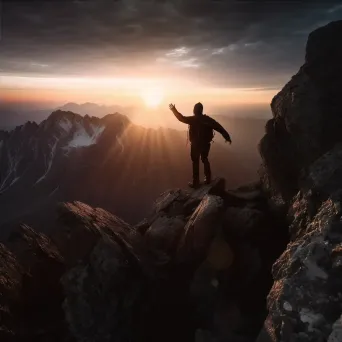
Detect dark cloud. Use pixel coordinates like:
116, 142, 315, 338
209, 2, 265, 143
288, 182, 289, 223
1, 0, 342, 87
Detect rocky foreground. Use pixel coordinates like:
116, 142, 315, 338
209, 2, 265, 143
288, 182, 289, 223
0, 178, 288, 342
2, 20, 342, 342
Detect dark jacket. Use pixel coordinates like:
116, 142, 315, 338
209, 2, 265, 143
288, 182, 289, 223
172, 111, 231, 143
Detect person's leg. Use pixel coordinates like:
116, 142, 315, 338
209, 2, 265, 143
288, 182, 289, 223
190, 144, 200, 187
201, 143, 211, 184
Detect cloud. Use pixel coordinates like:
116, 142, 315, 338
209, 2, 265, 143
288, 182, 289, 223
212, 47, 225, 55
327, 4, 342, 13
1, 0, 341, 87
244, 41, 264, 49
165, 47, 190, 58
175, 58, 200, 69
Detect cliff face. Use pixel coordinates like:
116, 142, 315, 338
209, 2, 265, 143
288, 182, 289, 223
259, 20, 342, 201
257, 21, 342, 342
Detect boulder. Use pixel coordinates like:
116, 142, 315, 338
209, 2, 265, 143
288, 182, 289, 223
56, 201, 146, 342
53, 201, 141, 266
0, 244, 22, 341
2, 225, 70, 342
144, 215, 186, 264
258, 196, 342, 342
177, 194, 225, 263
62, 235, 146, 342
142, 178, 226, 229
7, 224, 65, 311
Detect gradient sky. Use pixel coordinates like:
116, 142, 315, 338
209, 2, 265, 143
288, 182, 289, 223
1, 0, 342, 114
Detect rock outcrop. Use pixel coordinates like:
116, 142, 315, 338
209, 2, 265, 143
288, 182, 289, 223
0, 178, 288, 342
257, 21, 342, 342
259, 20, 342, 201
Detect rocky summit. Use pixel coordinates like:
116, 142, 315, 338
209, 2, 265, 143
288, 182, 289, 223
0, 178, 288, 342
2, 20, 342, 342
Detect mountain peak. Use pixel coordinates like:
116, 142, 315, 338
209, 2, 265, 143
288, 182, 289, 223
47, 110, 81, 122
306, 20, 342, 64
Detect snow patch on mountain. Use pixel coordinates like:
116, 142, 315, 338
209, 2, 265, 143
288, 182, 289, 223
0, 150, 22, 193
59, 118, 73, 133
67, 123, 105, 148
49, 186, 59, 197
116, 134, 125, 153
9, 176, 20, 187
35, 138, 58, 184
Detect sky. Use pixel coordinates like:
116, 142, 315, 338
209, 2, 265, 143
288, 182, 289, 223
1, 0, 342, 122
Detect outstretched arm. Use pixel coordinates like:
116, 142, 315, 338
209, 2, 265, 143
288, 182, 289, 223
205, 116, 232, 143
169, 104, 193, 124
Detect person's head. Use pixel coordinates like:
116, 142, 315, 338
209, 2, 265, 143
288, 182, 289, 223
193, 102, 203, 116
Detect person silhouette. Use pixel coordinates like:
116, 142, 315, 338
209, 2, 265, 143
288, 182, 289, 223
169, 102, 231, 188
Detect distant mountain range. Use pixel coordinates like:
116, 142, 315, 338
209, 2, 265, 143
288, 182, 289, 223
0, 110, 266, 238
0, 102, 134, 130
0, 110, 268, 238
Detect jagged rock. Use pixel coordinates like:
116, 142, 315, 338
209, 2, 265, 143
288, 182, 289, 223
0, 244, 22, 341
0, 173, 288, 342
142, 179, 226, 262
177, 194, 224, 263
328, 315, 342, 342
183, 178, 226, 212
306, 143, 342, 197
53, 201, 139, 266
148, 178, 225, 220
145, 215, 186, 264
257, 21, 342, 342
62, 236, 145, 342
258, 196, 342, 342
0, 244, 22, 305
3, 225, 71, 342
60, 201, 147, 342
259, 20, 342, 201
7, 225, 65, 307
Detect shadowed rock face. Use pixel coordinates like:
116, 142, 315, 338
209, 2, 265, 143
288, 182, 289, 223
0, 226, 70, 342
0, 243, 23, 341
260, 20, 342, 201
257, 21, 342, 342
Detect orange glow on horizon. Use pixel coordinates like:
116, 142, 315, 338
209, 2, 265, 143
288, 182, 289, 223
1, 75, 278, 126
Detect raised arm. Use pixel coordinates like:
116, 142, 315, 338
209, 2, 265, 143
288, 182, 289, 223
169, 104, 193, 125
204, 116, 232, 143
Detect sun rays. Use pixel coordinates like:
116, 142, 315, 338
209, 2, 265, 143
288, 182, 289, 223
140, 87, 165, 108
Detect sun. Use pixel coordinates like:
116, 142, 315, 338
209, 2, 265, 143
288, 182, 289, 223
140, 87, 164, 108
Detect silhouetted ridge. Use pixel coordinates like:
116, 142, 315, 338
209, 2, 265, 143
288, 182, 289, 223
257, 20, 342, 342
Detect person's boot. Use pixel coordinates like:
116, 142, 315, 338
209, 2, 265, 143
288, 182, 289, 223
204, 176, 211, 185
203, 160, 212, 184
188, 179, 200, 188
